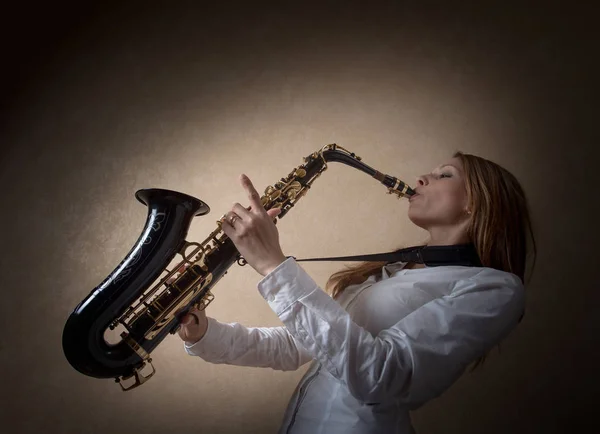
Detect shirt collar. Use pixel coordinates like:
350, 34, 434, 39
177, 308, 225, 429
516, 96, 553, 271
382, 262, 408, 279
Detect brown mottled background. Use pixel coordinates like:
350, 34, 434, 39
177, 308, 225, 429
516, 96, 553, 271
1, 1, 595, 433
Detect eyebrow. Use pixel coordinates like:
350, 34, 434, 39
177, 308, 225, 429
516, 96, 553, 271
435, 164, 459, 171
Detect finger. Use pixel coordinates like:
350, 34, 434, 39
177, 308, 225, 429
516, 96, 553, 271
180, 327, 190, 342
177, 324, 186, 340
176, 316, 191, 337
266, 208, 282, 219
232, 203, 252, 221
188, 312, 200, 325
240, 174, 264, 213
178, 318, 193, 340
220, 217, 235, 237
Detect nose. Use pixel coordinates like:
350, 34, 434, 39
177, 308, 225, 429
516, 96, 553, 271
415, 174, 429, 187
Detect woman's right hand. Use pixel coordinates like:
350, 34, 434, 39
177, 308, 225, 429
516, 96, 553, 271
169, 264, 209, 345
177, 306, 208, 345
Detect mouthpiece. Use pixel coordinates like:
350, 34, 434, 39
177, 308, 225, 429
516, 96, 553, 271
386, 176, 415, 198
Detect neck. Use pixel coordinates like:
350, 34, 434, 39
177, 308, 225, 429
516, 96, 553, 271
406, 228, 470, 270
425, 226, 470, 247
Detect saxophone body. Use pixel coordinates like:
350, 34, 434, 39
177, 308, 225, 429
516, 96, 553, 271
62, 144, 414, 390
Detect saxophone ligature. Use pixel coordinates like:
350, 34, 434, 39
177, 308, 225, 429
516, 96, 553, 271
62, 144, 415, 391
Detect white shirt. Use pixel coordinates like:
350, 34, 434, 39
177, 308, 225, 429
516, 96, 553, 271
184, 257, 525, 434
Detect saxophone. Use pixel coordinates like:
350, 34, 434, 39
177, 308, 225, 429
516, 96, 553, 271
62, 144, 415, 391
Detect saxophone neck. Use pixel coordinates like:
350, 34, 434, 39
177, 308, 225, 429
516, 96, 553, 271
317, 143, 415, 198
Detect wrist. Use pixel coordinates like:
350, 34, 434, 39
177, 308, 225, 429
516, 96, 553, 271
185, 329, 205, 346
262, 255, 287, 276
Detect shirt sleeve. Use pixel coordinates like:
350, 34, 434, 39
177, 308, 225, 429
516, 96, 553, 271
257, 257, 525, 407
183, 315, 314, 372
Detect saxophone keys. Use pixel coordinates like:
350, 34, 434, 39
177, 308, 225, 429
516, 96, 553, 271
217, 214, 228, 226
115, 359, 156, 392
285, 181, 302, 199
294, 168, 307, 178
193, 290, 215, 313
262, 189, 281, 205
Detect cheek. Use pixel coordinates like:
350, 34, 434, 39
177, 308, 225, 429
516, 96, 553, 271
443, 186, 468, 214
411, 185, 466, 219
431, 197, 461, 218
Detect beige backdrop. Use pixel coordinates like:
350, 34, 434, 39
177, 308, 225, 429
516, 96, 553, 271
1, 2, 595, 434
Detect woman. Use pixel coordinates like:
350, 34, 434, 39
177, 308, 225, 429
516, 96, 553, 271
177, 151, 536, 434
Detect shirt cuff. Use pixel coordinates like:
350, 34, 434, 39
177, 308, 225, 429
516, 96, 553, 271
257, 256, 319, 316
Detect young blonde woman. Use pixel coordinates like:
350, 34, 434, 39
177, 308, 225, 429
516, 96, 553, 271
177, 152, 536, 434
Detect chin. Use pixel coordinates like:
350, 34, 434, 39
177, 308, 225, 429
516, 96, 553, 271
407, 213, 428, 231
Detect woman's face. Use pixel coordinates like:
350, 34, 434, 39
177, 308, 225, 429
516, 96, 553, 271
407, 157, 471, 230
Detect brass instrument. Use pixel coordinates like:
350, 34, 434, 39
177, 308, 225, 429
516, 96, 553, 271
62, 144, 415, 391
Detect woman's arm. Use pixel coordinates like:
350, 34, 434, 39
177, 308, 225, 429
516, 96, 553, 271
257, 258, 525, 407
183, 318, 314, 371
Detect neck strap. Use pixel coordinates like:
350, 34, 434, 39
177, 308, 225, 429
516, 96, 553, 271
289, 243, 482, 267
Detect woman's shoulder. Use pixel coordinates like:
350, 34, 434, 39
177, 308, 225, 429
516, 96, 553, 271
463, 266, 523, 288
395, 264, 520, 285
449, 266, 525, 307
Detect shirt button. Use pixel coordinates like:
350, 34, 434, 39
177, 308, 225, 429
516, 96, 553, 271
267, 294, 275, 302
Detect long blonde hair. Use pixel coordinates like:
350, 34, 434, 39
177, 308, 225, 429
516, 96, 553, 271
324, 151, 537, 372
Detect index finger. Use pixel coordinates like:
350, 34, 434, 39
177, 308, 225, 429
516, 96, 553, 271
240, 174, 264, 213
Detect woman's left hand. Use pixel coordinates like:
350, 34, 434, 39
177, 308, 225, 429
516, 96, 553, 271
220, 174, 287, 277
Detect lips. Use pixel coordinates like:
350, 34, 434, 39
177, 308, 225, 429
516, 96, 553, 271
409, 194, 420, 202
